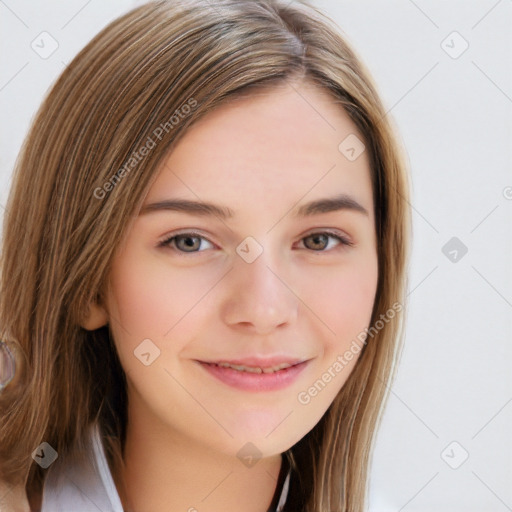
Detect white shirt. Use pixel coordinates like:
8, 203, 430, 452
41, 422, 290, 512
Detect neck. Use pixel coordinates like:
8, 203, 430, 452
114, 393, 283, 512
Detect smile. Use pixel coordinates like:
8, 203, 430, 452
196, 359, 311, 392
213, 361, 294, 373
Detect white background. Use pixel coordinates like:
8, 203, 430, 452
0, 1, 511, 511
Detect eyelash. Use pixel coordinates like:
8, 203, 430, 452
157, 230, 354, 255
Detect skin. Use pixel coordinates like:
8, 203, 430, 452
0, 481, 30, 512
82, 79, 378, 512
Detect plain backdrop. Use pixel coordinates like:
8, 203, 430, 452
1, 1, 511, 511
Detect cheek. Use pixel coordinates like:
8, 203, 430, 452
299, 254, 378, 352
107, 250, 220, 344
291, 256, 378, 423
105, 253, 222, 398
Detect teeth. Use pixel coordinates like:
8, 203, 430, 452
262, 362, 292, 373
216, 362, 293, 373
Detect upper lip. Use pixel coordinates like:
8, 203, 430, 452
198, 356, 309, 368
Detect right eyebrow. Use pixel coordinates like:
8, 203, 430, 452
139, 199, 235, 219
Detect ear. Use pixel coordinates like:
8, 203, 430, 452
80, 301, 109, 330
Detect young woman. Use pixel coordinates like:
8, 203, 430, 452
0, 0, 411, 510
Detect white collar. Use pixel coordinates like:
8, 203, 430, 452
41, 422, 290, 511
41, 422, 124, 511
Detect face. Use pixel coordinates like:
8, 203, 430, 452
100, 81, 378, 459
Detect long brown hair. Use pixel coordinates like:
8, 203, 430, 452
0, 1, 411, 510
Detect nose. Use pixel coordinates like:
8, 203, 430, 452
220, 248, 299, 335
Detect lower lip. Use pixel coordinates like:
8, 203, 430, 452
197, 360, 310, 392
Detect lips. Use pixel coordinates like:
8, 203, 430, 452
195, 356, 311, 392
214, 361, 293, 374
198, 356, 306, 373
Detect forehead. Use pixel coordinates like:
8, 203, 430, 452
143, 82, 374, 225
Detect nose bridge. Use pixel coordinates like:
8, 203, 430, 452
221, 239, 298, 331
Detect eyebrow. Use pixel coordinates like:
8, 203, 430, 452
139, 193, 369, 219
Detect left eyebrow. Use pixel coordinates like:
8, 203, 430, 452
138, 193, 369, 219
293, 194, 369, 217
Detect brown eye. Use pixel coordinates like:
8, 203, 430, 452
301, 231, 353, 252
175, 235, 202, 252
303, 233, 329, 251
159, 232, 214, 253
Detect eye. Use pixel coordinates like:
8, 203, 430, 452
158, 232, 214, 253
298, 231, 354, 252
158, 230, 354, 255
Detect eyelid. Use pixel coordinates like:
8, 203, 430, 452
297, 229, 354, 249
301, 228, 353, 244
157, 230, 216, 251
